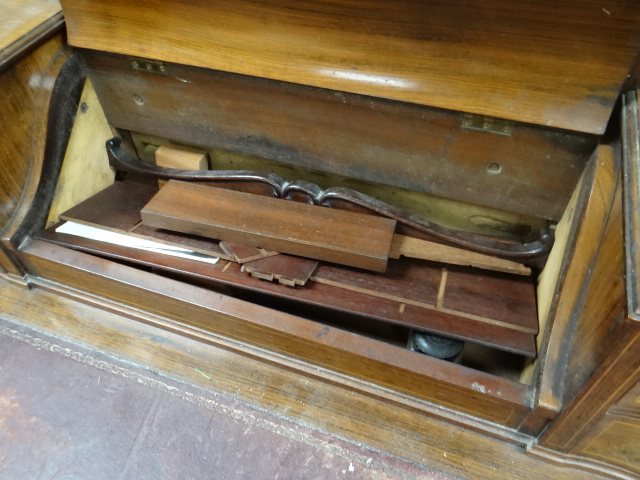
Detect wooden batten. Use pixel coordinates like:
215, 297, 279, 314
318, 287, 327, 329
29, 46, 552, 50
140, 181, 397, 272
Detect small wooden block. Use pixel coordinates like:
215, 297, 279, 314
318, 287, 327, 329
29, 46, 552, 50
155, 145, 208, 188
141, 181, 397, 272
242, 254, 318, 286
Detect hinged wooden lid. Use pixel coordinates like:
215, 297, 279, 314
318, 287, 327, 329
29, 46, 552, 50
61, 0, 640, 135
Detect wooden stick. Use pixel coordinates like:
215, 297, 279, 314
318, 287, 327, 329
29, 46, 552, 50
389, 235, 531, 276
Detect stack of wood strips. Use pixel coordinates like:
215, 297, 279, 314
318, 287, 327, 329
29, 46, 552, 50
42, 180, 539, 356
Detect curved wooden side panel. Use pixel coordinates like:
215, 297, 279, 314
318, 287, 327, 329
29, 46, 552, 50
1, 49, 86, 276
108, 137, 554, 263
0, 32, 69, 275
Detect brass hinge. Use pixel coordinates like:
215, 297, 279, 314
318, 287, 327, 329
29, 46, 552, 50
130, 57, 167, 76
461, 113, 514, 136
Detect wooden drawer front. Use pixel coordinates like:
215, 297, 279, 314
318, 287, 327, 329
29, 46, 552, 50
576, 414, 640, 474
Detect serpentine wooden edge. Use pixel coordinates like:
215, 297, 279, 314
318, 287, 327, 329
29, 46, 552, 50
106, 137, 553, 263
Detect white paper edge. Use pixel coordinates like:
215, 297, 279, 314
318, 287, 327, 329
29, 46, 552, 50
56, 221, 219, 265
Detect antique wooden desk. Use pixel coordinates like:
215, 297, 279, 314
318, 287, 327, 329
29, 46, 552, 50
2, 1, 640, 478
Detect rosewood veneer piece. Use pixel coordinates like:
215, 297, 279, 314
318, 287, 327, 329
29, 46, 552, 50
141, 180, 397, 272
242, 254, 319, 286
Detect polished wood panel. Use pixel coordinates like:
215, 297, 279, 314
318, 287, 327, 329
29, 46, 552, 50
60, 0, 640, 133
0, 0, 61, 55
141, 181, 397, 272
0, 28, 68, 275
85, 52, 594, 221
21, 239, 532, 427
575, 415, 640, 475
614, 382, 640, 417
0, 35, 64, 232
539, 98, 640, 454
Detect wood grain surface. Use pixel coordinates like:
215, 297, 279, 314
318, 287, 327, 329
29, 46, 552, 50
85, 52, 594, 221
389, 234, 530, 275
46, 79, 115, 227
60, 0, 640, 133
532, 146, 621, 424
575, 415, 640, 474
242, 254, 318, 286
0, 32, 68, 276
0, 0, 61, 55
0, 35, 64, 231
141, 181, 397, 271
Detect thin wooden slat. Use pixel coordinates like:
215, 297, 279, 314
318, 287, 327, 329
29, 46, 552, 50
390, 234, 531, 275
140, 180, 397, 272
442, 270, 539, 334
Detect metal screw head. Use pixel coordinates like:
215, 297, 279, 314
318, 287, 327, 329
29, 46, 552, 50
485, 162, 503, 175
79, 102, 89, 114
133, 95, 145, 106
